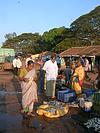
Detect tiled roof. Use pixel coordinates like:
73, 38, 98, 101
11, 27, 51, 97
60, 45, 100, 57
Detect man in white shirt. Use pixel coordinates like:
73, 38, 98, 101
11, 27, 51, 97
13, 55, 22, 75
43, 53, 58, 99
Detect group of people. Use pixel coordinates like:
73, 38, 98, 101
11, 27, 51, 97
12, 54, 33, 76
12, 53, 99, 117
58, 58, 85, 95
12, 53, 58, 117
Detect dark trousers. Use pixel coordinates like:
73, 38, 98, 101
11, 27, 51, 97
13, 67, 18, 75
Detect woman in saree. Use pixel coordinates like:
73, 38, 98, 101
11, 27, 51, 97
19, 60, 38, 116
72, 59, 85, 95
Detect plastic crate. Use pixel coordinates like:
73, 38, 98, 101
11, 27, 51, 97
64, 91, 76, 103
57, 89, 76, 103
57, 89, 70, 102
83, 89, 96, 97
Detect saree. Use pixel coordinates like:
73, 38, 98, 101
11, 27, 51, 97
20, 69, 37, 112
72, 65, 85, 94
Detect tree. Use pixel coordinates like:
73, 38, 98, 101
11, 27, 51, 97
53, 37, 82, 53
42, 27, 69, 50
70, 6, 100, 45
2, 33, 43, 54
5, 32, 17, 40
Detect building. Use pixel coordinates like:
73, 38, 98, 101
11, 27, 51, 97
60, 45, 100, 70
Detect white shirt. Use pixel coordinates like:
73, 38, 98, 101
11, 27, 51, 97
13, 58, 22, 68
43, 60, 58, 81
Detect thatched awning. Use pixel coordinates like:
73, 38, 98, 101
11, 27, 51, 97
60, 45, 100, 57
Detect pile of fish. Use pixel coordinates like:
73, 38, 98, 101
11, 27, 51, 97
48, 100, 65, 107
45, 100, 66, 114
37, 100, 69, 118
45, 107, 57, 115
84, 117, 100, 132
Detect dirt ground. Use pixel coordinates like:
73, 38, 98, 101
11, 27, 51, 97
0, 70, 98, 133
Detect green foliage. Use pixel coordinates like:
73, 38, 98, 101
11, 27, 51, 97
53, 38, 82, 53
5, 32, 17, 40
53, 6, 100, 53
42, 27, 70, 50
70, 6, 100, 44
2, 33, 43, 55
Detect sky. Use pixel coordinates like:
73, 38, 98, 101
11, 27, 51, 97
0, 0, 100, 46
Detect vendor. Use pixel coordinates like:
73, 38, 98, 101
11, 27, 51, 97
42, 53, 58, 100
72, 59, 85, 95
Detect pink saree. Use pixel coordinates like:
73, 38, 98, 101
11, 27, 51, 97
21, 69, 37, 112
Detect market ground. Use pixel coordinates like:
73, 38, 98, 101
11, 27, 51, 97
0, 70, 98, 133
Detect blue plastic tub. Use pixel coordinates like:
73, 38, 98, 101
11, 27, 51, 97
83, 89, 96, 97
57, 89, 76, 102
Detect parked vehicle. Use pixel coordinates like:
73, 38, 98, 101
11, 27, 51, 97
0, 48, 15, 70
